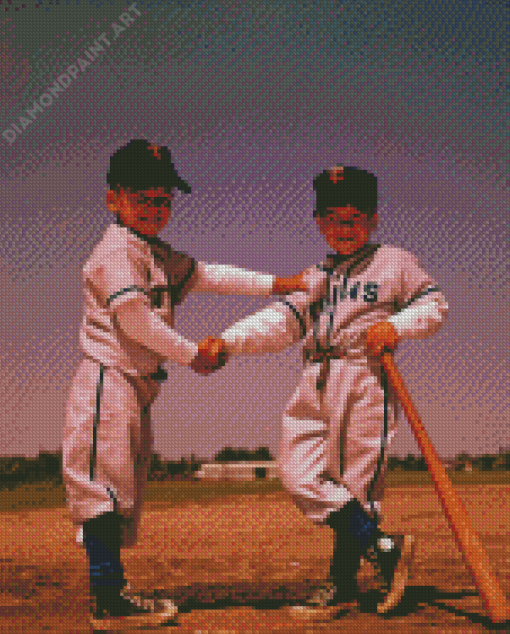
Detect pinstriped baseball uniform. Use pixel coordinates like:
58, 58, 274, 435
221, 243, 448, 524
63, 221, 275, 548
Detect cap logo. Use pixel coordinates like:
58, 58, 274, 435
329, 165, 344, 184
148, 143, 162, 160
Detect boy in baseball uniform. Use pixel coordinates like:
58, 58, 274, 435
211, 165, 448, 615
62, 139, 308, 629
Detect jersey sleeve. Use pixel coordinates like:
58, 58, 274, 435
94, 248, 150, 310
388, 250, 448, 339
190, 261, 275, 296
114, 296, 198, 365
220, 266, 326, 355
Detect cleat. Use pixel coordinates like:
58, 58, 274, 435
90, 586, 178, 630
364, 533, 415, 613
289, 579, 358, 617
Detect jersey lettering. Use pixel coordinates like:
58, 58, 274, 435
329, 280, 379, 304
363, 282, 378, 303
349, 281, 360, 300
148, 285, 168, 309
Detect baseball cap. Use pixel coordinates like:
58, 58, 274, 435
107, 139, 192, 194
313, 165, 377, 216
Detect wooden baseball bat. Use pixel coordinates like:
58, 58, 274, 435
380, 352, 510, 624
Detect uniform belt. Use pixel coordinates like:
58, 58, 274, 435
146, 366, 168, 382
82, 355, 168, 383
304, 348, 347, 363
303, 348, 347, 391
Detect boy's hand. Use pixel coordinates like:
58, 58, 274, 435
272, 271, 308, 295
190, 337, 229, 374
365, 321, 399, 356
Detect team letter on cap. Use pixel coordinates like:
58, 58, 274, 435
329, 165, 344, 184
148, 143, 162, 160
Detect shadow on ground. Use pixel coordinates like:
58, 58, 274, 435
358, 585, 509, 631
126, 579, 509, 630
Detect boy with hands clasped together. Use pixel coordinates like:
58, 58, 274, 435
62, 139, 308, 630
203, 165, 448, 616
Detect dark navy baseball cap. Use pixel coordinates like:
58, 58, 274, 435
313, 165, 377, 217
107, 139, 192, 194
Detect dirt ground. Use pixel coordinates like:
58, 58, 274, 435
0, 484, 509, 633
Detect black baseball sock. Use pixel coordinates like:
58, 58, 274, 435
326, 499, 378, 585
83, 511, 127, 608
327, 499, 378, 551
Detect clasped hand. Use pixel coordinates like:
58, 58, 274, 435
190, 336, 229, 375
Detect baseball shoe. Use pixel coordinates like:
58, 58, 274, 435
90, 586, 178, 630
288, 579, 359, 618
364, 533, 416, 613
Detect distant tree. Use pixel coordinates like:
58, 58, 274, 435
235, 448, 251, 461
454, 453, 473, 471
0, 451, 65, 488
179, 456, 190, 476
387, 456, 402, 471
215, 446, 274, 463
415, 456, 427, 471
399, 454, 427, 471
214, 447, 238, 463
476, 454, 497, 471
253, 446, 274, 461
165, 460, 179, 479
149, 453, 165, 480
37, 451, 63, 483
0, 457, 28, 489
189, 454, 201, 475
491, 451, 510, 471
402, 454, 418, 471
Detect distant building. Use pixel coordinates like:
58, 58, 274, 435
196, 461, 279, 481
442, 457, 463, 471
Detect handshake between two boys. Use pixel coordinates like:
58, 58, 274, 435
189, 313, 400, 375
190, 282, 399, 374
190, 336, 231, 375
188, 271, 310, 375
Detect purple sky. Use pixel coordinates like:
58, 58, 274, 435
0, 1, 508, 460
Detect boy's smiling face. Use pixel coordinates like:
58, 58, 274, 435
106, 186, 175, 237
316, 205, 377, 256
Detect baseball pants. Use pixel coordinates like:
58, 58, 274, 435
279, 355, 398, 525
63, 357, 160, 548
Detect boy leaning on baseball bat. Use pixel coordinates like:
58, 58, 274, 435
199, 165, 448, 616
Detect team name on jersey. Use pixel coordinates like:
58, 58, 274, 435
334, 280, 378, 303
309, 280, 378, 323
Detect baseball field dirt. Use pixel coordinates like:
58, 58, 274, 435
0, 484, 509, 633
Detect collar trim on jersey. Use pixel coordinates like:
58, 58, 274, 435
327, 243, 374, 265
320, 243, 380, 271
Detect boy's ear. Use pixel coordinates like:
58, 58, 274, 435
106, 189, 119, 213
315, 214, 327, 233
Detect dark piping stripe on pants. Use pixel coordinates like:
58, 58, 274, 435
89, 364, 105, 481
366, 362, 389, 514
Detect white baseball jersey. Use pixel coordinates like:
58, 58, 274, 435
222, 243, 448, 356
79, 221, 275, 376
65, 221, 275, 545
221, 243, 448, 524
